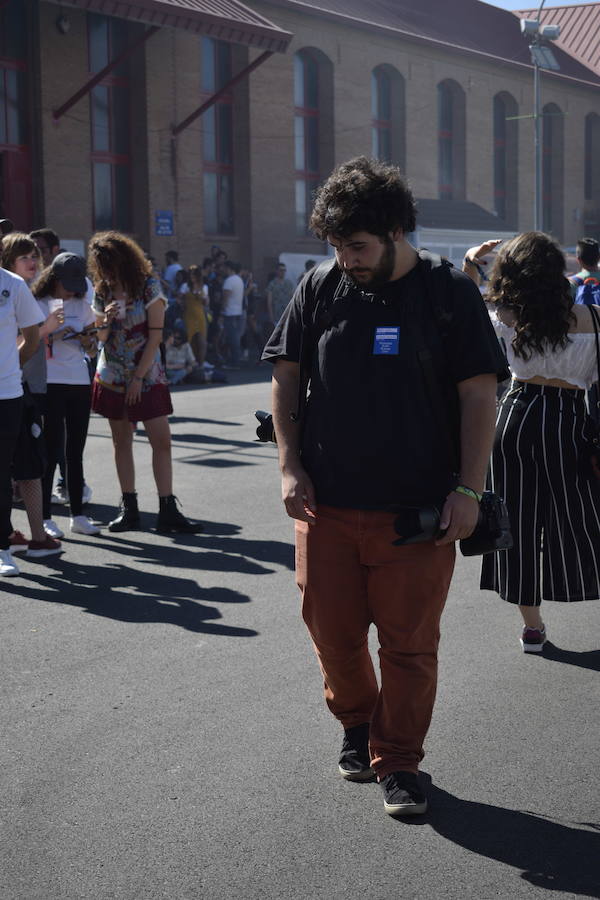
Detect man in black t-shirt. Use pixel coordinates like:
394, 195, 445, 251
263, 157, 507, 817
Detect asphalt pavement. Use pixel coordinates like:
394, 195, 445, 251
1, 366, 599, 900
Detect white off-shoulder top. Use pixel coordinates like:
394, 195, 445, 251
491, 314, 599, 390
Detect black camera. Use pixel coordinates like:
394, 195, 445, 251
255, 410, 276, 443
392, 492, 512, 557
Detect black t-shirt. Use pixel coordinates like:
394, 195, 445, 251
262, 259, 509, 510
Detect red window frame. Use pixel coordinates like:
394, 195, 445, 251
0, 55, 32, 228
201, 38, 234, 235
294, 50, 320, 235
87, 17, 131, 232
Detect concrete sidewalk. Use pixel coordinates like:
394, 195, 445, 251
1, 376, 598, 900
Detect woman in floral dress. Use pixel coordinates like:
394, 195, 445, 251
89, 231, 202, 534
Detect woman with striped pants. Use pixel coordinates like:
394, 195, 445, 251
468, 233, 600, 651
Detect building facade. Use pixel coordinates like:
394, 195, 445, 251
2, 0, 599, 279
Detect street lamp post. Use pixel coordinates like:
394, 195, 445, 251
520, 4, 560, 232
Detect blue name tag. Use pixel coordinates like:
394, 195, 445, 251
373, 326, 400, 355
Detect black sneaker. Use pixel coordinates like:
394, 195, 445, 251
338, 723, 374, 781
379, 771, 427, 816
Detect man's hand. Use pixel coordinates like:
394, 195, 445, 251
281, 464, 317, 524
435, 491, 479, 545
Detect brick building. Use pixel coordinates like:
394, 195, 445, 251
1, 0, 599, 279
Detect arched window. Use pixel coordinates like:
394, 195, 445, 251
88, 13, 132, 232
201, 37, 234, 235
584, 112, 600, 239
294, 48, 333, 236
371, 65, 405, 169
437, 79, 465, 201
493, 92, 518, 226
542, 102, 564, 239
0, 0, 31, 228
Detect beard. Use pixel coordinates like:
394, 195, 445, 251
345, 237, 396, 292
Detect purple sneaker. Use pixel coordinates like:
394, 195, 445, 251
520, 625, 547, 653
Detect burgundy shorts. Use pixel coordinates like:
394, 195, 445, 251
92, 380, 173, 423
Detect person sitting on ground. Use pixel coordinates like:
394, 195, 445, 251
165, 330, 198, 385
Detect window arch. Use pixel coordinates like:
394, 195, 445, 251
371, 65, 405, 169
0, 0, 31, 228
493, 92, 518, 226
201, 37, 234, 235
584, 112, 600, 240
437, 79, 465, 201
542, 102, 564, 239
294, 47, 333, 236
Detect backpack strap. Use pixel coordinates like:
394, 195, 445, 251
415, 251, 460, 474
291, 259, 348, 423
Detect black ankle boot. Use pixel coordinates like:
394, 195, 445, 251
108, 492, 140, 532
156, 495, 203, 533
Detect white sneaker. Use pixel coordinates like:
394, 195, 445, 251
70, 515, 101, 535
0, 549, 20, 577
82, 483, 93, 505
44, 519, 65, 539
52, 484, 69, 505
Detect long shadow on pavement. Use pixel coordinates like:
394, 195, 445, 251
4, 558, 258, 636
401, 776, 600, 897
64, 534, 285, 575
538, 641, 600, 672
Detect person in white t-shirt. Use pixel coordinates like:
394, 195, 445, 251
1, 232, 64, 560
33, 253, 100, 538
162, 250, 183, 303
220, 260, 244, 368
0, 266, 41, 576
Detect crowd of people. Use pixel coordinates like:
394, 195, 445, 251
151, 246, 298, 384
0, 223, 204, 577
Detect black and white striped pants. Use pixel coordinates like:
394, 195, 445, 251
480, 381, 600, 605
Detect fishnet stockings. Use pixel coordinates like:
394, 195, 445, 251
18, 479, 46, 542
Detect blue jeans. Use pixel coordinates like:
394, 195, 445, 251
167, 368, 188, 385
222, 315, 243, 366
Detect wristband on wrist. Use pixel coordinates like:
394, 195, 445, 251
455, 484, 483, 503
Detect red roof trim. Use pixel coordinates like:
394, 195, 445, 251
44, 0, 292, 53
262, 0, 600, 87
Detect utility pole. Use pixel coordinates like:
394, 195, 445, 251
521, 2, 560, 232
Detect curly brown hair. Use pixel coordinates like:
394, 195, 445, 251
1, 232, 38, 272
87, 231, 152, 300
487, 232, 574, 360
309, 156, 417, 240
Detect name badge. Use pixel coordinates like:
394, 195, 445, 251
373, 326, 400, 355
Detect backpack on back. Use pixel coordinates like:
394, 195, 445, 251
572, 275, 600, 306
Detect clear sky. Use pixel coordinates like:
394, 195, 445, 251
483, 0, 584, 8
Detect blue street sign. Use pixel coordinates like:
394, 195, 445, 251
155, 210, 174, 236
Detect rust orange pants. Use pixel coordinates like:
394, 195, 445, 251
295, 505, 455, 777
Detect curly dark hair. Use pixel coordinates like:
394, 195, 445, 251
487, 232, 574, 360
309, 156, 417, 240
87, 231, 152, 300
